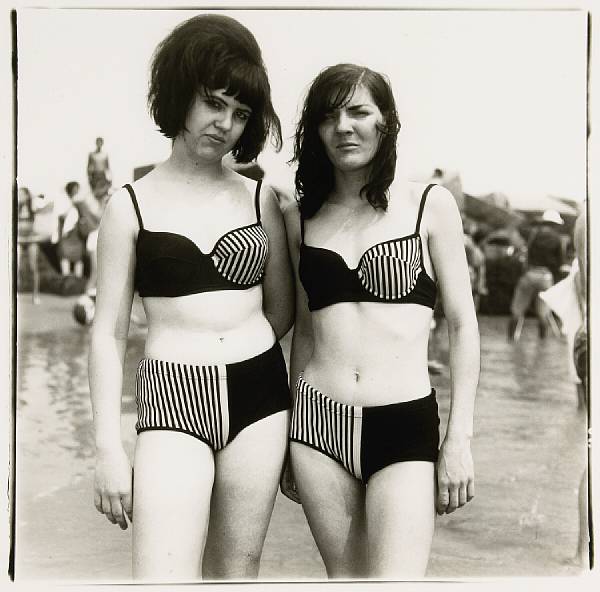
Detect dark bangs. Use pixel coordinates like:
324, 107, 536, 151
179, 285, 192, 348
201, 58, 281, 162
302, 67, 363, 139
201, 59, 268, 114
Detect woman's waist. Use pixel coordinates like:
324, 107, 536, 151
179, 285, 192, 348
301, 352, 431, 407
143, 314, 275, 365
295, 372, 436, 416
138, 340, 283, 378
310, 325, 431, 369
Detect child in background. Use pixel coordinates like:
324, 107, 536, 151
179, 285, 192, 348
57, 181, 85, 278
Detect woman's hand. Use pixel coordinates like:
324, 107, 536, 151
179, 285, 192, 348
280, 457, 301, 504
435, 435, 474, 515
94, 446, 133, 530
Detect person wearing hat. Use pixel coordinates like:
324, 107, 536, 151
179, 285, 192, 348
507, 209, 564, 340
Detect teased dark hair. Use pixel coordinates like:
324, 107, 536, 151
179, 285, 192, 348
292, 63, 400, 219
148, 14, 281, 162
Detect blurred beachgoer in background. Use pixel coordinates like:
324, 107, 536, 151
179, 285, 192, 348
462, 216, 487, 312
57, 181, 85, 278
508, 209, 564, 341
17, 186, 42, 303
17, 186, 35, 232
71, 188, 111, 325
87, 137, 112, 198
77, 188, 111, 296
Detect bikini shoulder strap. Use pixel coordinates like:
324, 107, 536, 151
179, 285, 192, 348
415, 183, 436, 234
123, 184, 144, 229
254, 178, 263, 223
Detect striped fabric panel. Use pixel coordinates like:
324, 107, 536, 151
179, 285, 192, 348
135, 359, 229, 450
291, 375, 363, 480
358, 236, 422, 299
212, 224, 269, 286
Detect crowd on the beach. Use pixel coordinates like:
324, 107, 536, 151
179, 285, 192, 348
17, 137, 112, 314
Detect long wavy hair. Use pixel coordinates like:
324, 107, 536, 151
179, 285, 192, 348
292, 64, 401, 219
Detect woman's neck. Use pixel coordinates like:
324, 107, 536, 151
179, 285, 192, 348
330, 168, 369, 207
166, 138, 226, 182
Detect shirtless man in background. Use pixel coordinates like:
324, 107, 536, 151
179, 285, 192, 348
87, 137, 112, 198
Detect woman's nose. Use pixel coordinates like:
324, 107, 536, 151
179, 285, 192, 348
334, 110, 352, 133
215, 109, 233, 131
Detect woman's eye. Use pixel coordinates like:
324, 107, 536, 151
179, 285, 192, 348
205, 99, 222, 109
235, 111, 250, 122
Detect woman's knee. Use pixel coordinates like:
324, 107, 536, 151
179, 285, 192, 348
291, 444, 368, 576
203, 548, 262, 580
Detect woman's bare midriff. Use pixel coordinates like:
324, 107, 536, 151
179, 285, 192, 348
142, 286, 275, 365
302, 301, 434, 406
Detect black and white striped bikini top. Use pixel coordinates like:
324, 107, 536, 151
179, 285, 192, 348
124, 181, 268, 298
299, 184, 437, 312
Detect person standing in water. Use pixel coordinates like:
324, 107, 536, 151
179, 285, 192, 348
87, 136, 112, 197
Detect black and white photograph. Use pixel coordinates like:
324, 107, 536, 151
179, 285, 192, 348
9, 1, 595, 585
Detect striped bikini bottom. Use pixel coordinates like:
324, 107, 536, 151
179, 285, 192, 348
290, 374, 440, 483
135, 342, 291, 451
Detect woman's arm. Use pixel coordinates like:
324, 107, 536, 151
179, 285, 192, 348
426, 185, 480, 515
283, 203, 314, 395
88, 188, 138, 529
57, 215, 66, 241
279, 202, 314, 504
260, 184, 295, 339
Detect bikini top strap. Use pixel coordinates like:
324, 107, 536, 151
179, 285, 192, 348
415, 183, 436, 234
123, 184, 144, 230
254, 178, 263, 223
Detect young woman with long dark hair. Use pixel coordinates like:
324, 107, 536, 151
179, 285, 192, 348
282, 63, 479, 578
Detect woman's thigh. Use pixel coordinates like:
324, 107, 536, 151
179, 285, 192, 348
291, 442, 367, 579
202, 410, 289, 579
132, 430, 215, 582
365, 461, 436, 579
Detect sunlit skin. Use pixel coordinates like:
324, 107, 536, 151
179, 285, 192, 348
318, 85, 383, 175
282, 79, 479, 579
90, 78, 294, 581
180, 89, 252, 165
